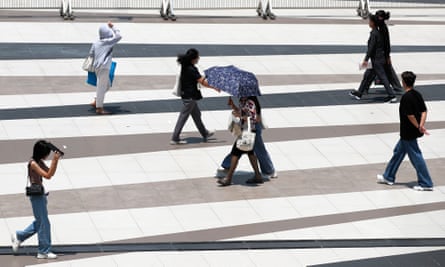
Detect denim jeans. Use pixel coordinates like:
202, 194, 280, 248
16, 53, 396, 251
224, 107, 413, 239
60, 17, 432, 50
383, 139, 433, 188
222, 123, 275, 175
16, 195, 52, 254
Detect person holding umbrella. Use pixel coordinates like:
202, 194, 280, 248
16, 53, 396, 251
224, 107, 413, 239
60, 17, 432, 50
218, 96, 277, 179
204, 65, 265, 186
170, 48, 220, 145
217, 96, 263, 186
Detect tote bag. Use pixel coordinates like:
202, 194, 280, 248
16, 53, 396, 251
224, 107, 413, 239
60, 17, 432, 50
236, 117, 256, 152
87, 61, 117, 87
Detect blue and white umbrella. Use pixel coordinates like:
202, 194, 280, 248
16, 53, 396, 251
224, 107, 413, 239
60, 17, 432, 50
204, 65, 261, 97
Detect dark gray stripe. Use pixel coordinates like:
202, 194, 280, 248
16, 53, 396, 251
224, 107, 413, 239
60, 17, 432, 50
2, 238, 445, 256
309, 249, 445, 267
1, 84, 445, 121
1, 43, 445, 60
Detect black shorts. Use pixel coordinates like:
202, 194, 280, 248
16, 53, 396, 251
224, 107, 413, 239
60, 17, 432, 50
230, 143, 254, 158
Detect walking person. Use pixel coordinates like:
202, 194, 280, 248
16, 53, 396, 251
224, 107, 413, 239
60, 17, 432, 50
217, 97, 263, 186
11, 140, 62, 259
89, 21, 122, 115
377, 71, 434, 191
376, 10, 403, 92
160, 0, 176, 21
171, 48, 220, 145
60, 0, 73, 20
218, 96, 277, 179
349, 14, 396, 102
257, 0, 276, 20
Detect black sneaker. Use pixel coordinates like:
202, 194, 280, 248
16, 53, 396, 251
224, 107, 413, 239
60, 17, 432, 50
349, 90, 362, 100
384, 96, 397, 103
168, 13, 177, 21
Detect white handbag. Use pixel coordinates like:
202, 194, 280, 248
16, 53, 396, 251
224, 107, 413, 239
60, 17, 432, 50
172, 66, 182, 96
236, 117, 256, 152
82, 56, 95, 72
228, 114, 242, 137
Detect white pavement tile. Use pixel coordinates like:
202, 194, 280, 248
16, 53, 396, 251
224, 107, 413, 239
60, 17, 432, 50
169, 203, 223, 232
209, 200, 262, 226
130, 207, 184, 237
310, 137, 368, 166
88, 209, 143, 242
247, 197, 300, 222
51, 212, 103, 244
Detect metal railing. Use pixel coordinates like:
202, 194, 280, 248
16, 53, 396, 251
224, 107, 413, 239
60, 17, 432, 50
1, 0, 444, 9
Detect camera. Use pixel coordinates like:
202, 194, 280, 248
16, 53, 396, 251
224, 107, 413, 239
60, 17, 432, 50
47, 142, 65, 156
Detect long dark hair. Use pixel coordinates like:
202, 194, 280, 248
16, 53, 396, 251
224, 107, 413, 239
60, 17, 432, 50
32, 140, 51, 162
177, 48, 199, 67
247, 96, 261, 115
375, 10, 391, 59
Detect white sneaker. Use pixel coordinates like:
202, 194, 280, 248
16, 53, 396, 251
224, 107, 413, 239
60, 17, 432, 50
37, 252, 58, 259
11, 234, 21, 253
413, 185, 433, 191
170, 140, 187, 145
265, 172, 278, 179
376, 174, 394, 185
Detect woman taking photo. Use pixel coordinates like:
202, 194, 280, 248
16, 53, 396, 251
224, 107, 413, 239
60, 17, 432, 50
12, 140, 62, 259
171, 48, 220, 144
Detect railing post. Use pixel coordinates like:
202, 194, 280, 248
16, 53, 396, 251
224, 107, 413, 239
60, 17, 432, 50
160, 0, 176, 21
257, 0, 276, 20
60, 0, 74, 20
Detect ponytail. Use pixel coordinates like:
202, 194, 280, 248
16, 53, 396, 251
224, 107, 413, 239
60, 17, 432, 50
177, 48, 199, 67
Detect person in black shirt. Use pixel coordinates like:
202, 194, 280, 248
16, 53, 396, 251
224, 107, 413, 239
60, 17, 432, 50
377, 71, 434, 191
171, 48, 220, 145
349, 14, 396, 103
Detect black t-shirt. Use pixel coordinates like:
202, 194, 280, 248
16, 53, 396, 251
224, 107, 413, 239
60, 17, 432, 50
180, 65, 203, 100
399, 89, 427, 140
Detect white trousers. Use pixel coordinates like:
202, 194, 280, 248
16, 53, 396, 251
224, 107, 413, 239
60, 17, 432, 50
258, 0, 273, 14
161, 0, 174, 15
95, 67, 111, 108
61, 0, 72, 15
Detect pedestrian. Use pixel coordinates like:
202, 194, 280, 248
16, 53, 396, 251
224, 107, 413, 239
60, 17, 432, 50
11, 140, 62, 259
160, 0, 176, 21
257, 0, 276, 20
217, 96, 263, 186
218, 96, 277, 179
171, 48, 220, 145
349, 14, 396, 103
376, 10, 403, 92
89, 21, 122, 115
377, 71, 434, 191
60, 0, 73, 20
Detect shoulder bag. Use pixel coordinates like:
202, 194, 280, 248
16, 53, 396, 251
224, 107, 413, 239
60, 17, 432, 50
25, 162, 44, 196
236, 117, 256, 152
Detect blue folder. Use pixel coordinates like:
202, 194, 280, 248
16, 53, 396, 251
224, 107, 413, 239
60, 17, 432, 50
87, 61, 117, 87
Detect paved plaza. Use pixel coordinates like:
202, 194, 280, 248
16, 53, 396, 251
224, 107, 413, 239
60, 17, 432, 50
0, 6, 445, 267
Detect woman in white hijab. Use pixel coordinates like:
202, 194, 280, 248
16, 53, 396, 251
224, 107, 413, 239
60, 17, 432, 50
89, 21, 122, 115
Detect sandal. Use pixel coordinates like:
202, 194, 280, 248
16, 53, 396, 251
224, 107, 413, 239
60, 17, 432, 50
246, 177, 264, 184
217, 178, 232, 187
96, 108, 111, 115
